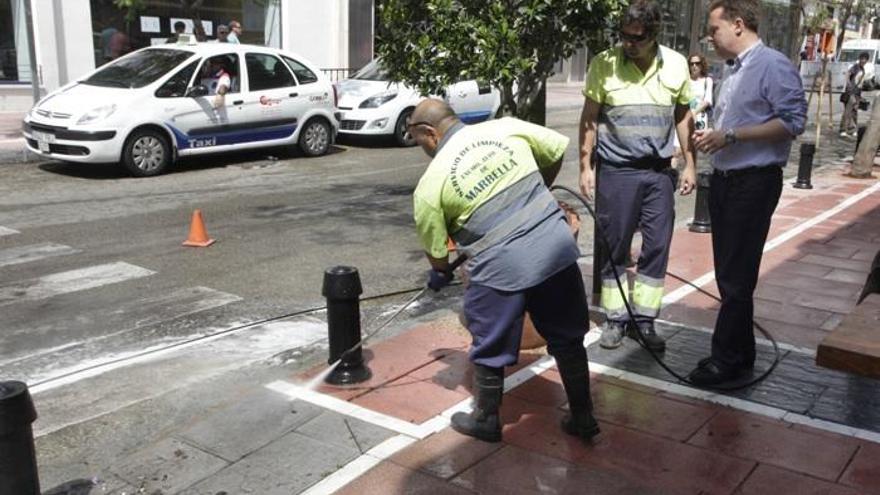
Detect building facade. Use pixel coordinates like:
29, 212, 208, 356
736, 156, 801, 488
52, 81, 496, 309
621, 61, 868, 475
0, 0, 374, 111
1, 0, 804, 111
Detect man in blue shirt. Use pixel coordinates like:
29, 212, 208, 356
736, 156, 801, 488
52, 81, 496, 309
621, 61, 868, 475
691, 0, 807, 386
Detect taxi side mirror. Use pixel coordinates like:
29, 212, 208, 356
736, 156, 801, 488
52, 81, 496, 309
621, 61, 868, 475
186, 85, 209, 98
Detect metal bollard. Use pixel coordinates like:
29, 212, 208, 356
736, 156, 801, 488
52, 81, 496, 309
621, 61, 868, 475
322, 266, 371, 385
0, 381, 40, 495
689, 171, 712, 233
793, 142, 815, 190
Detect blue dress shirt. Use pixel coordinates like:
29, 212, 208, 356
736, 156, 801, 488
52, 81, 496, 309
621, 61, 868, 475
712, 41, 808, 171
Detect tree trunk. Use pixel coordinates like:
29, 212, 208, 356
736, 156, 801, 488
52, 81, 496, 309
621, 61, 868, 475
834, 1, 853, 59
522, 80, 546, 126
851, 93, 880, 178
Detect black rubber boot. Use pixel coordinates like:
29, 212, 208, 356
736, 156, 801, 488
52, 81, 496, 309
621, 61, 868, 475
553, 345, 600, 441
451, 364, 504, 443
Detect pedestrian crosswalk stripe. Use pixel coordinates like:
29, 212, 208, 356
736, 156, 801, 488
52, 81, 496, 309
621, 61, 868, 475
0, 262, 155, 306
0, 243, 79, 268
0, 226, 19, 236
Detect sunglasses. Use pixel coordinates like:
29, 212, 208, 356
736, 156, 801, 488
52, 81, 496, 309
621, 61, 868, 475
689, 61, 702, 65
619, 31, 651, 43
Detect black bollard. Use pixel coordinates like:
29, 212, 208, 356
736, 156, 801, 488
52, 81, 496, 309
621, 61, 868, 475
793, 142, 815, 189
0, 381, 40, 495
689, 171, 712, 233
322, 266, 371, 385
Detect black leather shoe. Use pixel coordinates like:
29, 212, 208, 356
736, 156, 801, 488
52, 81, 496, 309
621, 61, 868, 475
687, 358, 750, 387
627, 320, 666, 352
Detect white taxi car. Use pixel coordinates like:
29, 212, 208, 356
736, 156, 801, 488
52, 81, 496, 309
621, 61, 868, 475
23, 38, 338, 176
336, 58, 501, 146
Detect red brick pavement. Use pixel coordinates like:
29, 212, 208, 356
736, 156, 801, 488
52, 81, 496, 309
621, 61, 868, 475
294, 164, 880, 494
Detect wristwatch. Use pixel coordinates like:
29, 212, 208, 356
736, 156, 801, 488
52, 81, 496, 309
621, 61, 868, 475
724, 128, 738, 146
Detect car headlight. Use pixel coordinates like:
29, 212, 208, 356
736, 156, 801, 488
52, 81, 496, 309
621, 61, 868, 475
77, 104, 117, 125
359, 91, 397, 109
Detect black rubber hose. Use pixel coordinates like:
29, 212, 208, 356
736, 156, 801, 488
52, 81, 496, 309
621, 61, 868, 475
551, 184, 781, 391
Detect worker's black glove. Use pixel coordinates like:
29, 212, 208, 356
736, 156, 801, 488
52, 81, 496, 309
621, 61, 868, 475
427, 269, 454, 292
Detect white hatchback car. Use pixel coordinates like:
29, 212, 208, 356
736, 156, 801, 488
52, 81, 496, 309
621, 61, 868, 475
336, 59, 501, 146
23, 39, 338, 176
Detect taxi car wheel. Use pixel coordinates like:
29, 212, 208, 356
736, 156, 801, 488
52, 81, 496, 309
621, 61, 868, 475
122, 129, 171, 177
299, 118, 331, 157
394, 109, 416, 147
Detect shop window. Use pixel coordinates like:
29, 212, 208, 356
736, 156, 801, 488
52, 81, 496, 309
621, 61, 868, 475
90, 0, 282, 67
282, 56, 318, 85
246, 52, 294, 91
0, 0, 31, 83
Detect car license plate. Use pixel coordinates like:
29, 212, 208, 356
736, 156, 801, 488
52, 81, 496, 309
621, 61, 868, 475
31, 130, 55, 152
32, 130, 56, 143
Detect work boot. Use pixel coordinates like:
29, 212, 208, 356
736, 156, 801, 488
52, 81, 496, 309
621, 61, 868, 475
599, 320, 625, 349
553, 345, 600, 441
451, 364, 504, 442
627, 319, 666, 352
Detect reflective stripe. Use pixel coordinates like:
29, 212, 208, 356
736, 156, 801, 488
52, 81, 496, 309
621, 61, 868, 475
597, 104, 676, 163
601, 274, 629, 320
453, 172, 558, 258
457, 191, 556, 258
632, 275, 664, 317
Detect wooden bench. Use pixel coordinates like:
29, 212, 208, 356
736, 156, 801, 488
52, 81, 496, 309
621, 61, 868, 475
817, 280, 880, 378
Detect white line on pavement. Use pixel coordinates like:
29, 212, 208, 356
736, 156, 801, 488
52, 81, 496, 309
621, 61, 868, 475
0, 226, 19, 236
661, 180, 880, 305
0, 242, 79, 268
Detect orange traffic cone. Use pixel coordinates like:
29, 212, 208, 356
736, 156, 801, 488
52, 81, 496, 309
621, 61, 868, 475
183, 209, 215, 247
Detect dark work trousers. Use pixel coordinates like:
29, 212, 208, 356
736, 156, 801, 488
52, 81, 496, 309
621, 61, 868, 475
463, 263, 590, 368
709, 165, 783, 370
596, 165, 675, 321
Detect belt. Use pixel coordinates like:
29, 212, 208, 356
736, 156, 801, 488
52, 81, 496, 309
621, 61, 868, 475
713, 164, 783, 178
604, 157, 672, 171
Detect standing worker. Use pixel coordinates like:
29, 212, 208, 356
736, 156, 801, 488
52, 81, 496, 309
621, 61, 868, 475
579, 0, 696, 351
409, 99, 599, 443
691, 0, 806, 386
839, 51, 869, 139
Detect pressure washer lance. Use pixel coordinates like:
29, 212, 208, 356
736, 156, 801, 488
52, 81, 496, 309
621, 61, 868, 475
550, 185, 781, 391
324, 254, 469, 375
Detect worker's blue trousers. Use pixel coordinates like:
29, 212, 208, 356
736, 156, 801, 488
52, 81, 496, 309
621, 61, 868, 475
462, 263, 590, 367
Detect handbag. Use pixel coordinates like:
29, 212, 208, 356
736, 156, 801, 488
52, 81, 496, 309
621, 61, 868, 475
858, 99, 870, 111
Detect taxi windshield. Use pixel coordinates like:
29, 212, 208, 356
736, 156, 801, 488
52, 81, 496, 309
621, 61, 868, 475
83, 49, 193, 89
352, 59, 388, 81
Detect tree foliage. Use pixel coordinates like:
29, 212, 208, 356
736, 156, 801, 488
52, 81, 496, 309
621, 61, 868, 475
376, 0, 626, 122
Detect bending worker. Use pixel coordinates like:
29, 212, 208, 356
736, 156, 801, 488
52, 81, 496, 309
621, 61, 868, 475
579, 0, 696, 351
409, 98, 598, 443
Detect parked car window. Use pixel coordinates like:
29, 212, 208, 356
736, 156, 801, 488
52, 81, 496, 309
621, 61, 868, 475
352, 59, 388, 81
83, 49, 193, 89
155, 60, 199, 98
196, 54, 240, 93
282, 56, 318, 84
246, 53, 296, 91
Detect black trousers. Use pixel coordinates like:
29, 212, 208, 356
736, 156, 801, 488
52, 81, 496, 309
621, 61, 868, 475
709, 165, 783, 369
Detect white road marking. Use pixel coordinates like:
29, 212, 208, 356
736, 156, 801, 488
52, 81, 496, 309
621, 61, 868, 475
0, 226, 19, 236
30, 319, 327, 397
0, 262, 155, 306
661, 180, 880, 305
0, 286, 242, 369
0, 242, 79, 268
